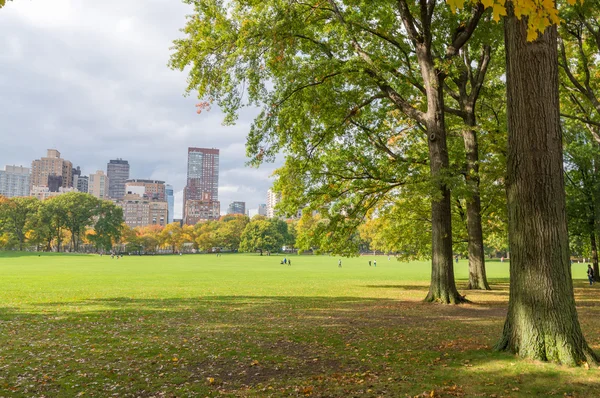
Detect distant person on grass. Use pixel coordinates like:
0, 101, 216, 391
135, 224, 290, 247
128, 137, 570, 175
588, 264, 594, 286
338, 259, 342, 268
369, 260, 371, 267
374, 260, 377, 267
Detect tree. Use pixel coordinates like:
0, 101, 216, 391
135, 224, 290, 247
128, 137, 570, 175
160, 223, 184, 254
493, 4, 598, 366
54, 192, 99, 252
239, 217, 287, 255
195, 220, 220, 252
217, 214, 250, 251
0, 196, 39, 250
35, 197, 68, 252
91, 201, 124, 252
170, 0, 488, 303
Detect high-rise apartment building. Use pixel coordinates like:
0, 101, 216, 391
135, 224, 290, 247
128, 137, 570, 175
30, 149, 73, 193
72, 166, 81, 187
227, 201, 246, 215
76, 175, 89, 193
125, 179, 165, 201
0, 165, 30, 197
184, 147, 220, 224
107, 159, 130, 199
112, 193, 168, 228
257, 203, 267, 217
266, 189, 281, 218
166, 184, 174, 224
89, 170, 109, 199
47, 175, 63, 192
184, 192, 220, 225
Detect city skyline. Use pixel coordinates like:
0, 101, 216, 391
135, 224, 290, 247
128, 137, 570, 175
0, 0, 281, 218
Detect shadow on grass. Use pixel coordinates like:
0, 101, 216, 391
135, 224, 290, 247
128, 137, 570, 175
1, 293, 598, 397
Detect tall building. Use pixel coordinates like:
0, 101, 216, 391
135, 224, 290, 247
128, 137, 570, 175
125, 179, 165, 200
227, 201, 246, 215
257, 203, 267, 217
47, 175, 63, 192
89, 170, 109, 199
184, 192, 220, 225
184, 147, 220, 224
0, 165, 30, 197
166, 184, 174, 224
76, 175, 89, 193
112, 193, 168, 228
72, 166, 81, 187
30, 149, 73, 192
266, 189, 281, 218
107, 159, 130, 199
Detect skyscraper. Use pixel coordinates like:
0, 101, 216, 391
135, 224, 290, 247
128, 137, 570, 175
184, 147, 220, 225
166, 184, 174, 224
30, 149, 73, 193
107, 159, 130, 199
0, 165, 30, 197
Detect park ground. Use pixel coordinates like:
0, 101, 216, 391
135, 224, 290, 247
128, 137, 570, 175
0, 252, 598, 397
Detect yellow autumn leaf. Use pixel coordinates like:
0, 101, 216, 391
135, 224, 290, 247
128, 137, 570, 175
446, 0, 463, 13
481, 0, 494, 8
491, 3, 507, 22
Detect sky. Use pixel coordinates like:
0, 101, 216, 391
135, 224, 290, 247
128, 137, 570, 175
0, 0, 279, 218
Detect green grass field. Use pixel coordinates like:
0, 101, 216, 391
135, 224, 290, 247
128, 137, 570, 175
0, 252, 598, 397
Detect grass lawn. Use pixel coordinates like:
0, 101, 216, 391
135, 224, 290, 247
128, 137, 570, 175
0, 252, 598, 397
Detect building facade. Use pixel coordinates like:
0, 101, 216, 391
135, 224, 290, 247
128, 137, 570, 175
0, 165, 30, 198
125, 179, 165, 201
166, 184, 174, 224
30, 149, 73, 192
89, 170, 110, 199
227, 201, 246, 215
266, 189, 281, 218
184, 147, 220, 224
257, 203, 267, 217
76, 175, 89, 193
112, 193, 168, 228
184, 193, 220, 225
30, 186, 76, 201
107, 159, 130, 199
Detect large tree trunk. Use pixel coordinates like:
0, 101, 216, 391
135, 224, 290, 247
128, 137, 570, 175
590, 232, 599, 280
422, 57, 464, 304
495, 9, 598, 365
463, 115, 490, 290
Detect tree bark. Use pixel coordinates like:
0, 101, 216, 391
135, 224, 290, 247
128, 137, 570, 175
590, 232, 599, 282
463, 114, 490, 290
421, 48, 465, 304
495, 9, 598, 365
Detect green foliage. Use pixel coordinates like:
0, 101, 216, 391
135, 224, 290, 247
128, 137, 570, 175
0, 196, 40, 250
239, 217, 289, 254
90, 201, 124, 251
170, 1, 502, 264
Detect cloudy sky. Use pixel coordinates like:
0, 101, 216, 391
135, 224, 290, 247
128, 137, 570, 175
0, 0, 279, 217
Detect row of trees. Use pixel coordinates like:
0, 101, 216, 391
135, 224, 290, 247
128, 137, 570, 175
0, 194, 298, 255
120, 214, 295, 255
169, 0, 600, 365
0, 192, 123, 252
